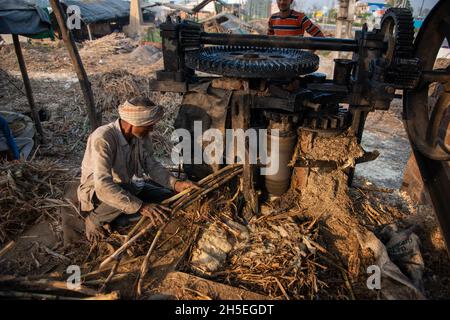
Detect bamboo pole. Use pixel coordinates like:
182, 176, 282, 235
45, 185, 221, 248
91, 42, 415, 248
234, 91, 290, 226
49, 0, 99, 130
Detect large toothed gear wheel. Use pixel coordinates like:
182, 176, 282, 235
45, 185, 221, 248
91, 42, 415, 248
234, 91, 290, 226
380, 8, 420, 88
185, 46, 319, 79
299, 110, 351, 136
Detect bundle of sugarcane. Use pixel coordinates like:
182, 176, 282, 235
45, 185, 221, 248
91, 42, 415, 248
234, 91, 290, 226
0, 275, 119, 300
98, 164, 243, 295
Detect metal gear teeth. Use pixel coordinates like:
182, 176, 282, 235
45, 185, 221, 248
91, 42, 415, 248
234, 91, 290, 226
380, 8, 419, 88
185, 46, 319, 78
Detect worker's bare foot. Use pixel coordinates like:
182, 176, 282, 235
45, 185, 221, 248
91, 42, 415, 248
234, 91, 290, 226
85, 216, 106, 242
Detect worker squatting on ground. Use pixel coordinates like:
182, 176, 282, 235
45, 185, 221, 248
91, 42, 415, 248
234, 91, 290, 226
268, 0, 325, 37
77, 97, 196, 242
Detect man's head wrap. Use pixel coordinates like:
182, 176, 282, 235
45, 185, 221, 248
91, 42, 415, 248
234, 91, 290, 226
118, 99, 164, 127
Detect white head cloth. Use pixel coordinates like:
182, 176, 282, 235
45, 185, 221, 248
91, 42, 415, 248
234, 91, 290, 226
118, 100, 164, 126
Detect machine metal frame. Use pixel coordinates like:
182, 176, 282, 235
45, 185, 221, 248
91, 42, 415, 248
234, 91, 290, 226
149, 3, 450, 251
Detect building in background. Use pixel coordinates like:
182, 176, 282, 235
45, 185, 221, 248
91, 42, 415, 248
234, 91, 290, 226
355, 1, 369, 15
271, 1, 278, 14
366, 1, 388, 14
246, 0, 271, 19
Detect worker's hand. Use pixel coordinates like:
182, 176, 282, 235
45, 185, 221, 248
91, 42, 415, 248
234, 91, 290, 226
139, 203, 171, 226
85, 215, 106, 243
174, 180, 199, 193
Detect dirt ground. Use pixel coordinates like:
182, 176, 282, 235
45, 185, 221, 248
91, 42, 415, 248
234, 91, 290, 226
0, 36, 449, 300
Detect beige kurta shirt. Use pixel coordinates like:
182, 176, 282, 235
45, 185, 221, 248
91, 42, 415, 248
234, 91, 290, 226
77, 119, 177, 214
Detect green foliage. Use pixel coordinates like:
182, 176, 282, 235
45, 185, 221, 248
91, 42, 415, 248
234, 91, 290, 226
142, 26, 161, 43
328, 8, 337, 19
357, 12, 373, 21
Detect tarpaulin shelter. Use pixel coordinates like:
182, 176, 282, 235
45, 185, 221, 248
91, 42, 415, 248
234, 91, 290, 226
51, 0, 130, 40
0, 0, 53, 38
24, 0, 130, 24
0, 0, 55, 139
61, 0, 130, 24
1, 0, 99, 132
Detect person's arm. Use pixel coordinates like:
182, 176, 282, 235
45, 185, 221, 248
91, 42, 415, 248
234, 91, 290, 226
92, 135, 143, 214
268, 17, 275, 35
142, 138, 197, 192
0, 115, 20, 160
143, 138, 178, 190
302, 15, 325, 37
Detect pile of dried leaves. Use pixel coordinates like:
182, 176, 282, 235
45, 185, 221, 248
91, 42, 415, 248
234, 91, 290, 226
0, 160, 73, 244
222, 213, 329, 300
0, 41, 72, 73
80, 32, 137, 58
89, 69, 152, 112
181, 186, 350, 300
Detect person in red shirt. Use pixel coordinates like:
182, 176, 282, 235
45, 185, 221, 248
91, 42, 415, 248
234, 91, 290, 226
268, 0, 325, 37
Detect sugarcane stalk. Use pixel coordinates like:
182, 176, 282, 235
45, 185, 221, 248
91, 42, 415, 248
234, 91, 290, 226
82, 291, 119, 300
170, 166, 243, 212
99, 165, 243, 270
82, 257, 142, 279
136, 227, 164, 297
0, 241, 15, 258
99, 260, 119, 293
168, 164, 242, 209
99, 220, 153, 268
172, 168, 243, 214
0, 276, 98, 296
0, 291, 80, 300
125, 165, 242, 240
134, 168, 243, 295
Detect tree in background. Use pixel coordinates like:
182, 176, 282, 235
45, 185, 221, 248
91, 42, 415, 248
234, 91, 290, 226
328, 8, 337, 22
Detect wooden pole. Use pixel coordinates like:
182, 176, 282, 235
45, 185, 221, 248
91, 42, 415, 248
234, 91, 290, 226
12, 34, 45, 141
231, 93, 258, 217
128, 0, 143, 38
86, 24, 93, 41
49, 0, 99, 130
